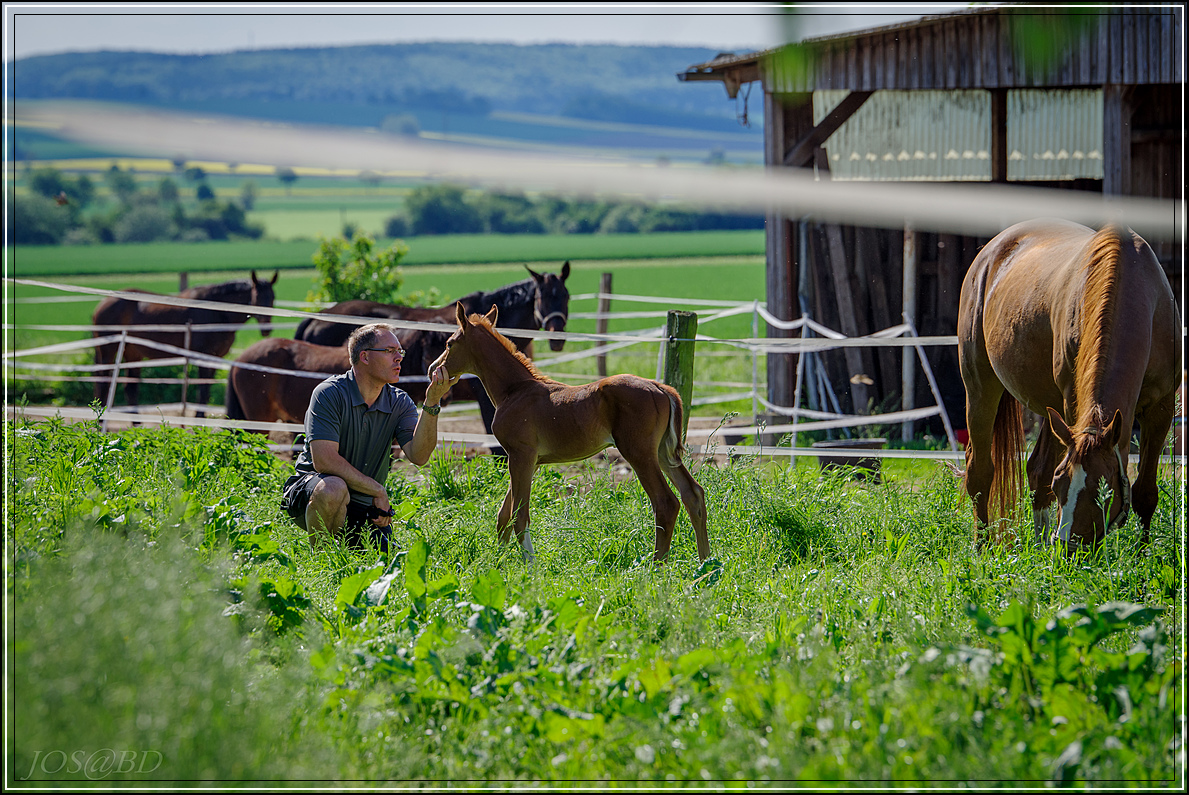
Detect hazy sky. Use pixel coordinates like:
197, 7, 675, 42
4, 3, 969, 61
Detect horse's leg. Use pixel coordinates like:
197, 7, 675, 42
1133, 394, 1175, 545
661, 459, 710, 561
1027, 413, 1060, 545
963, 380, 1005, 547
499, 450, 538, 560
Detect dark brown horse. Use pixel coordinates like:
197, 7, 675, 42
225, 328, 445, 427
93, 271, 278, 412
957, 219, 1180, 549
432, 303, 710, 563
295, 262, 571, 452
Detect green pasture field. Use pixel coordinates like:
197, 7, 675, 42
6, 416, 1183, 785
5, 230, 765, 276
5, 256, 767, 420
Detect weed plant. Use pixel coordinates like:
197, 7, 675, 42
4, 410, 1183, 787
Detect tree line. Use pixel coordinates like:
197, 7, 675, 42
385, 184, 763, 238
9, 166, 264, 245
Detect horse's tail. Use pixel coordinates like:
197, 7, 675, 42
294, 317, 312, 341
659, 388, 685, 469
989, 392, 1025, 520
225, 368, 246, 421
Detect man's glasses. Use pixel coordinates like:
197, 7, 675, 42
364, 347, 405, 359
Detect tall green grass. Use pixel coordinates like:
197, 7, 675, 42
6, 414, 1183, 785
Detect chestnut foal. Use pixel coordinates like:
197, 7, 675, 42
433, 303, 710, 563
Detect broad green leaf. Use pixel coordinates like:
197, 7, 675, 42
405, 538, 429, 600
336, 565, 384, 608
471, 570, 506, 610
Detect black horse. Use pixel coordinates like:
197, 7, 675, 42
294, 263, 571, 449
93, 271, 278, 414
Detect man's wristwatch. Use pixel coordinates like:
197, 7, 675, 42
423, 403, 441, 416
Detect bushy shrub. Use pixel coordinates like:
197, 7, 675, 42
113, 205, 176, 243
307, 233, 409, 305
10, 192, 71, 244
405, 183, 483, 235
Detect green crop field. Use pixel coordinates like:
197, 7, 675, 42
5, 230, 764, 276
6, 416, 1183, 785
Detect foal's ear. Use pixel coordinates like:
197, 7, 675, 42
251, 269, 259, 283
455, 301, 469, 328
271, 270, 279, 284
560, 260, 571, 281
1047, 407, 1074, 446
526, 265, 543, 282
485, 304, 499, 326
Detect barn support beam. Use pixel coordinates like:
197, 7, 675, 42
1103, 84, 1135, 195
783, 91, 874, 168
990, 88, 1008, 183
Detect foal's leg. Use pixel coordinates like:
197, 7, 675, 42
1133, 394, 1175, 546
617, 441, 681, 562
1026, 414, 1061, 545
662, 459, 710, 561
498, 450, 538, 560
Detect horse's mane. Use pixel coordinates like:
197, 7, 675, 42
470, 314, 558, 383
461, 279, 536, 311
186, 280, 253, 300
1074, 225, 1125, 431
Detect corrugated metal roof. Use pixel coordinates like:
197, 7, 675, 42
813, 88, 1103, 181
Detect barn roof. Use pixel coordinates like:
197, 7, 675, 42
677, 7, 1183, 95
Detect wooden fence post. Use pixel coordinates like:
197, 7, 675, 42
662, 310, 698, 442
102, 331, 128, 432
180, 321, 192, 416
901, 223, 918, 443
596, 272, 612, 377
179, 272, 188, 292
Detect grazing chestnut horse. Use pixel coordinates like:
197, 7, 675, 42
958, 219, 1180, 549
225, 329, 444, 427
93, 271, 278, 412
432, 303, 710, 563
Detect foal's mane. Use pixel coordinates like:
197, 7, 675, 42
1073, 224, 1125, 433
470, 314, 558, 384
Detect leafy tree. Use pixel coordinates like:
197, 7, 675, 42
359, 170, 383, 187
183, 165, 206, 182
196, 183, 215, 202
158, 177, 180, 203
384, 214, 409, 238
105, 166, 138, 204
306, 233, 409, 305
10, 193, 70, 244
473, 190, 546, 234
597, 203, 644, 234
72, 174, 95, 207
404, 183, 482, 235
275, 167, 298, 194
28, 167, 67, 199
113, 205, 175, 243
239, 180, 258, 210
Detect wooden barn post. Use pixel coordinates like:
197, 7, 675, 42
901, 223, 918, 442
663, 310, 698, 442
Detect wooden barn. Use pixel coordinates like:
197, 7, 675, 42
679, 7, 1183, 439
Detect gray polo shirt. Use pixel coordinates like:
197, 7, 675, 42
292, 369, 421, 505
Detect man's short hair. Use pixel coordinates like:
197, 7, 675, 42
347, 323, 399, 364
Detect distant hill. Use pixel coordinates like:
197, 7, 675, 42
9, 43, 764, 161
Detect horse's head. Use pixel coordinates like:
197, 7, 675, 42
527, 261, 570, 352
249, 270, 279, 337
436, 302, 500, 377
1047, 407, 1131, 547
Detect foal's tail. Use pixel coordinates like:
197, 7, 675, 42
989, 392, 1025, 520
225, 370, 246, 421
659, 389, 686, 469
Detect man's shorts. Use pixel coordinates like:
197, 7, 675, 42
282, 472, 391, 553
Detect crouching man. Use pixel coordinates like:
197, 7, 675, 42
281, 322, 458, 552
